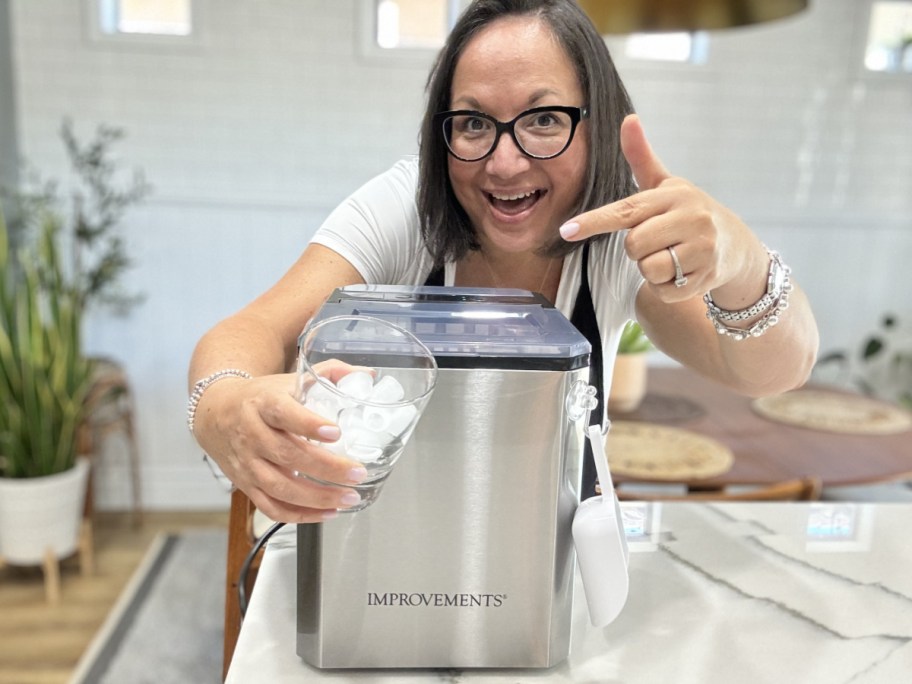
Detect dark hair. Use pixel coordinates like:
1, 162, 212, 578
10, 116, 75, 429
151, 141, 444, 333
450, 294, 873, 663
417, 0, 637, 266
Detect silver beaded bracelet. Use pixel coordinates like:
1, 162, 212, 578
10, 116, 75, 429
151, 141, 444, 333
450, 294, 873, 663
706, 286, 792, 341
705, 286, 777, 322
703, 248, 793, 341
187, 368, 252, 433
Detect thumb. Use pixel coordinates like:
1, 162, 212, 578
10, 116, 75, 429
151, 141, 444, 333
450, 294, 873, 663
621, 114, 670, 191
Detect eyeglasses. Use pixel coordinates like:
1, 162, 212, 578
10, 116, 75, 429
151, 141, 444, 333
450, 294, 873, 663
434, 106, 589, 162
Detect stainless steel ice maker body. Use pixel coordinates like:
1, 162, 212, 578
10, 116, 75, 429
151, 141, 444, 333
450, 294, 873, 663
297, 286, 592, 669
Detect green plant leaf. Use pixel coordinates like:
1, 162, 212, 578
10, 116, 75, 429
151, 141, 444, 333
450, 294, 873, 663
617, 321, 652, 354
862, 337, 884, 360
0, 204, 94, 478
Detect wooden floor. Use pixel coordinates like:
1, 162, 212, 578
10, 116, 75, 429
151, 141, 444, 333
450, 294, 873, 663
0, 510, 229, 684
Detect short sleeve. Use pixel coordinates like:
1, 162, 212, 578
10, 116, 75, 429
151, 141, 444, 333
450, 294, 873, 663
310, 157, 434, 285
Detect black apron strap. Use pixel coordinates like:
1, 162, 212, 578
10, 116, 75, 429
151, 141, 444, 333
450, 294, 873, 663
423, 266, 445, 286
569, 243, 604, 500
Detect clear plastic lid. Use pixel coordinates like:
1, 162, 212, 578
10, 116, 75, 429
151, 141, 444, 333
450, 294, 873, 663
310, 285, 591, 370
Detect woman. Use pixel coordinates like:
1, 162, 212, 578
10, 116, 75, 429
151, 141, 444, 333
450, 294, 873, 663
188, 0, 818, 523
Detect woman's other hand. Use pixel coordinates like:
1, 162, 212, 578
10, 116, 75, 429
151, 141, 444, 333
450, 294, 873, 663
192, 369, 368, 523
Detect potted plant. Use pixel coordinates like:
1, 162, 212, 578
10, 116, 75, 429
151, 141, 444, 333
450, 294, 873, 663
0, 206, 96, 566
608, 320, 653, 413
2, 120, 150, 315
814, 314, 911, 410
2, 119, 150, 509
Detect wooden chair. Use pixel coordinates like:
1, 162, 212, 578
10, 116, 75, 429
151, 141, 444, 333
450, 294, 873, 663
79, 357, 143, 526
223, 489, 262, 681
613, 477, 822, 502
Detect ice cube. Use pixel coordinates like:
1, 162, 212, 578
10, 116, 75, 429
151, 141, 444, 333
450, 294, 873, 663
362, 405, 416, 433
344, 427, 395, 463
386, 404, 418, 435
346, 443, 384, 463
338, 406, 365, 433
352, 426, 394, 447
305, 378, 337, 404
323, 439, 347, 455
362, 406, 393, 431
336, 371, 374, 400
370, 375, 406, 403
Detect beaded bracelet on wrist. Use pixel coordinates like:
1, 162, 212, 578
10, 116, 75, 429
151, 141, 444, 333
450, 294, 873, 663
705, 290, 776, 322
703, 248, 793, 341
187, 368, 252, 433
706, 285, 792, 341
703, 249, 788, 320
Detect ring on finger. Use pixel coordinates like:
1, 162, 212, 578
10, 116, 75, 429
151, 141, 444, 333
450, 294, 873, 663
667, 246, 687, 288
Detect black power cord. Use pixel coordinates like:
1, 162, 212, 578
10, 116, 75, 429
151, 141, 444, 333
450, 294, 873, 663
238, 521, 286, 620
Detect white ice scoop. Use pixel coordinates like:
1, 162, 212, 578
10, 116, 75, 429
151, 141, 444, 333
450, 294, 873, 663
572, 422, 630, 627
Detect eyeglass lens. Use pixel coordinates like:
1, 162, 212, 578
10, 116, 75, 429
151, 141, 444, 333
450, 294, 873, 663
443, 109, 576, 161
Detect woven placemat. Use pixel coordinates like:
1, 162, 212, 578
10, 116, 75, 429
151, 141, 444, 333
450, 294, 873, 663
752, 390, 912, 435
606, 421, 734, 480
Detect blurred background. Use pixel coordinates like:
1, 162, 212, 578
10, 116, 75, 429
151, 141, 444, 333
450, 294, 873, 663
1, 0, 909, 511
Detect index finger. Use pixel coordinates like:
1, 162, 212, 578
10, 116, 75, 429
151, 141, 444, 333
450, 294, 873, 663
558, 187, 671, 242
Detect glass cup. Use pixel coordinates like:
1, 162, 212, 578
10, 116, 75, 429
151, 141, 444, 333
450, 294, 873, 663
295, 315, 438, 512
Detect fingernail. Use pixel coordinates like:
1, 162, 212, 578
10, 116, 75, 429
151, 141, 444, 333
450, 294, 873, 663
347, 466, 368, 483
321, 510, 339, 522
559, 221, 580, 239
316, 425, 341, 441
340, 491, 362, 507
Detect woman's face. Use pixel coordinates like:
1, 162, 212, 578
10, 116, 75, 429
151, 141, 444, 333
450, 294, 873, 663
447, 16, 588, 255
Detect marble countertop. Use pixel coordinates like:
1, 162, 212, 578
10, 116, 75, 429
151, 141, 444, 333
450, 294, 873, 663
226, 502, 912, 683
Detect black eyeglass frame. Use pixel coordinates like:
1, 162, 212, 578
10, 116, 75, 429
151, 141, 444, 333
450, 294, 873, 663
433, 105, 590, 162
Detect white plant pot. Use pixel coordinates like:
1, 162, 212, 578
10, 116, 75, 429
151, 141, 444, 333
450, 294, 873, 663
608, 353, 648, 414
0, 458, 90, 566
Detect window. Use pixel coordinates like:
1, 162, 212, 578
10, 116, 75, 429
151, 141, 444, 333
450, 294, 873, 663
864, 1, 912, 73
98, 0, 192, 36
373, 0, 470, 50
365, 1, 710, 65
87, 0, 196, 44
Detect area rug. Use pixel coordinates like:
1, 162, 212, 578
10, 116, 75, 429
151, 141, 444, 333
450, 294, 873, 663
69, 529, 227, 684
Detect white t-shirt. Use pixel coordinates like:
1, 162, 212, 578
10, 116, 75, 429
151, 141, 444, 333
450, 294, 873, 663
311, 156, 645, 418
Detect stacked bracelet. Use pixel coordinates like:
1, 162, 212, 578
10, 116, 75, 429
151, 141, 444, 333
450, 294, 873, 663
187, 369, 252, 433
703, 248, 793, 341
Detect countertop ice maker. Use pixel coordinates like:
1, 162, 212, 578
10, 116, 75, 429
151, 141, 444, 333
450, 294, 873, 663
296, 285, 595, 669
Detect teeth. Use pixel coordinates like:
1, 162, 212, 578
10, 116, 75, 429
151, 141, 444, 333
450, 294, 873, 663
491, 190, 536, 201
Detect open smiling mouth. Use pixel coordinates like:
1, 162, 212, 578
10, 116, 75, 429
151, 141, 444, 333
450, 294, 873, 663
487, 189, 545, 216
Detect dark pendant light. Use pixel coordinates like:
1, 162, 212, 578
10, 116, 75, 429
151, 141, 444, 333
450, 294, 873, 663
577, 0, 809, 33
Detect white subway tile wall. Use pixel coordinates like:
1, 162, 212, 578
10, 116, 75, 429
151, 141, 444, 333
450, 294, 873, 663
6, 0, 910, 508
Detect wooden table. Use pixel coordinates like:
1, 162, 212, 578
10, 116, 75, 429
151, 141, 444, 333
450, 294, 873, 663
613, 366, 912, 488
